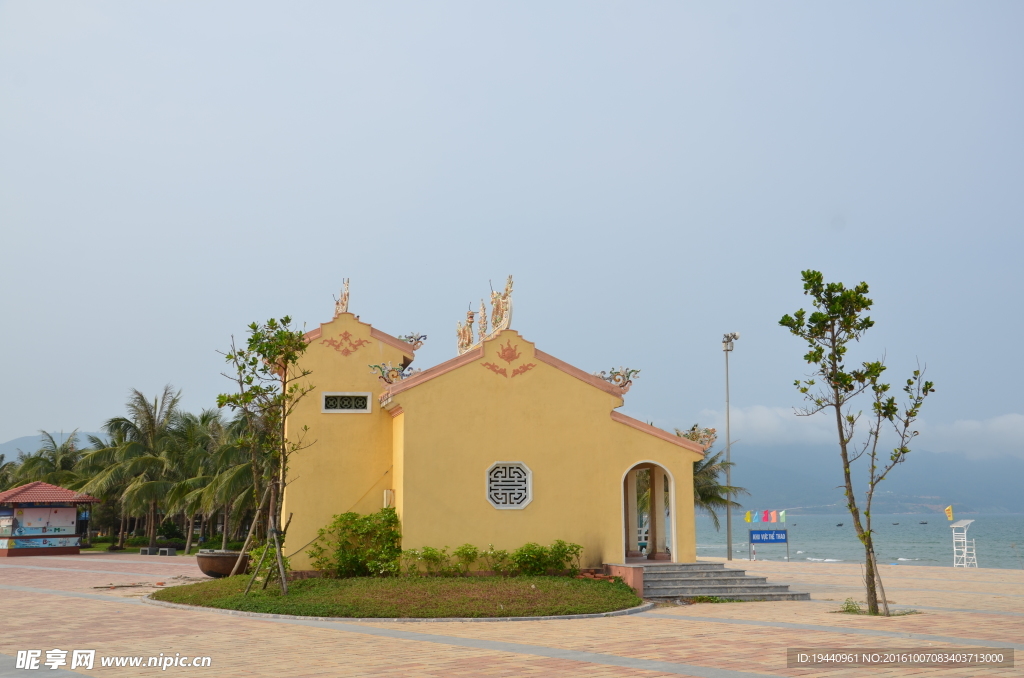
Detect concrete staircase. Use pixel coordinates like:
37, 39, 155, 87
642, 562, 810, 601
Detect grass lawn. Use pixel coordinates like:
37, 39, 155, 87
151, 575, 642, 618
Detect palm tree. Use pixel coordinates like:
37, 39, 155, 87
691, 449, 748, 530
0, 453, 20, 491
14, 431, 85, 487
80, 385, 182, 548
675, 424, 748, 530
76, 429, 133, 547
165, 409, 227, 553
201, 419, 260, 550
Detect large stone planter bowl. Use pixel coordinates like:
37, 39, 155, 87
196, 550, 249, 578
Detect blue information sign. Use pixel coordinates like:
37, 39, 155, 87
749, 529, 787, 543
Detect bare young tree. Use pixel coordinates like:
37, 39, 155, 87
780, 270, 935, 615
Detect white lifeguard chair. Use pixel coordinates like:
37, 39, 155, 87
950, 519, 977, 568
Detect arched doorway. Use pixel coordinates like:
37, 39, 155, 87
622, 462, 675, 562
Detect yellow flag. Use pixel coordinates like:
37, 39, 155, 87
744, 511, 751, 523
945, 505, 954, 521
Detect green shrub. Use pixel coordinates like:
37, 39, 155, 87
158, 520, 185, 540
548, 540, 583, 576
91, 536, 114, 543
510, 542, 550, 576
124, 536, 186, 550
452, 543, 480, 575
247, 542, 291, 583
403, 546, 456, 576
479, 544, 511, 575
403, 543, 480, 576
307, 508, 402, 578
508, 540, 582, 576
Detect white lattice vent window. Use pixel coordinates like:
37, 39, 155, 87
322, 392, 372, 413
486, 462, 533, 509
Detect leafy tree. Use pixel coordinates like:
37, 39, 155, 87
80, 386, 182, 548
77, 430, 132, 547
0, 453, 20, 491
164, 409, 229, 554
780, 270, 935, 615
217, 317, 314, 592
13, 431, 84, 487
677, 425, 748, 530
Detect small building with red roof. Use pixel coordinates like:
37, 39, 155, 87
0, 481, 100, 557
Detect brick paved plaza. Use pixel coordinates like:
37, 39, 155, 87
2, 553, 1021, 677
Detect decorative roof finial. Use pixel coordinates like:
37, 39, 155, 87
477, 299, 488, 339
456, 307, 476, 354
333, 279, 350, 318
456, 275, 513, 355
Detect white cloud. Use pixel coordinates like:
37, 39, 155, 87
696, 407, 1024, 459
696, 405, 836, 447
921, 413, 1024, 459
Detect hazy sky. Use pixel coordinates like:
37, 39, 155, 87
2, 2, 1022, 459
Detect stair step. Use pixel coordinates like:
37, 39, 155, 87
644, 584, 795, 596
642, 563, 726, 572
654, 592, 812, 602
645, 576, 769, 586
644, 571, 755, 580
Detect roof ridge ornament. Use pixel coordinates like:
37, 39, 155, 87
594, 367, 640, 394
397, 333, 428, 351
456, 275, 513, 355
333, 279, 350, 318
370, 362, 417, 385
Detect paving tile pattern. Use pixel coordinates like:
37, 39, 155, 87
1, 552, 1021, 677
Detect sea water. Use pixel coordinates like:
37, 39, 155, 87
695, 513, 1024, 570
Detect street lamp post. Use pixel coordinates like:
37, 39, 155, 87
722, 332, 740, 561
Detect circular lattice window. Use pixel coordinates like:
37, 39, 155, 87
486, 462, 533, 509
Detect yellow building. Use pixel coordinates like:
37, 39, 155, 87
283, 280, 705, 570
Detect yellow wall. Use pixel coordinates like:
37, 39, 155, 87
283, 313, 412, 569
285, 320, 702, 570
390, 330, 700, 567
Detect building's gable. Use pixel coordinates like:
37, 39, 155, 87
301, 312, 417, 403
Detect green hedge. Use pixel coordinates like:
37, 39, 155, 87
404, 540, 583, 577
306, 508, 583, 579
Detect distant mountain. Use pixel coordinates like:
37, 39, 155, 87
0, 432, 104, 460
729, 444, 1024, 514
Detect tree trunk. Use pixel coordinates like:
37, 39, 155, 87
148, 501, 158, 548
828, 340, 878, 615
117, 512, 127, 548
221, 505, 229, 550
268, 481, 288, 595
184, 513, 195, 555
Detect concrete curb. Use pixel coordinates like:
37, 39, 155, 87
141, 594, 654, 623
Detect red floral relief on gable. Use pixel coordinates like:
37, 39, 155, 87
496, 341, 521, 364
481, 341, 536, 379
481, 362, 508, 377
321, 331, 371, 356
511, 363, 536, 378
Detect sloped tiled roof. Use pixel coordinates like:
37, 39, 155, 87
0, 481, 99, 504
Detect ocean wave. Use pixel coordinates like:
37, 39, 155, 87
806, 558, 843, 562
897, 558, 920, 561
